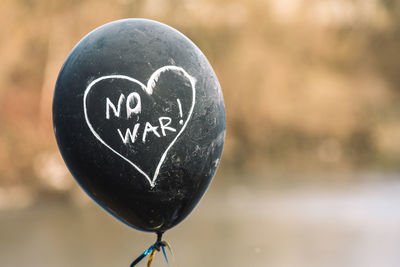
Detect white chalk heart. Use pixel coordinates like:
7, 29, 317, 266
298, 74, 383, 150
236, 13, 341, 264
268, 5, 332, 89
83, 66, 196, 188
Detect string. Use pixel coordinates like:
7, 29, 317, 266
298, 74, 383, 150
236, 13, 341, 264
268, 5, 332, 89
147, 248, 156, 267
161, 246, 168, 265
130, 232, 177, 267
161, 241, 177, 267
130, 244, 155, 267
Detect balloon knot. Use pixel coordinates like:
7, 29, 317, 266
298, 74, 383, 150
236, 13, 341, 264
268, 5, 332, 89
154, 231, 164, 251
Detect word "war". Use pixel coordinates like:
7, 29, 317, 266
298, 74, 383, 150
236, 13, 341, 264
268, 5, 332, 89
118, 117, 176, 144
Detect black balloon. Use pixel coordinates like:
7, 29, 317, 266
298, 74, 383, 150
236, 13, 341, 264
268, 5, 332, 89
53, 19, 225, 232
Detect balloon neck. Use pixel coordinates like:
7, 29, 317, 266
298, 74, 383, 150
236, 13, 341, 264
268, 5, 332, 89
154, 231, 164, 251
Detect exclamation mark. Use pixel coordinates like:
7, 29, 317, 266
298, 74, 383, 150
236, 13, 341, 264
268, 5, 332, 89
177, 99, 183, 125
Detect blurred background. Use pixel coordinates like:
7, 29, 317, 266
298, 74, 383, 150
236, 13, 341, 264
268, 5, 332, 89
1, 0, 400, 266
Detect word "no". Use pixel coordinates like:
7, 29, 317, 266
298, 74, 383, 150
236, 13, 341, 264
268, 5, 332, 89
106, 93, 141, 119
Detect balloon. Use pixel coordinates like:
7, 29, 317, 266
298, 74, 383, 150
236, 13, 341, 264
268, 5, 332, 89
53, 19, 225, 232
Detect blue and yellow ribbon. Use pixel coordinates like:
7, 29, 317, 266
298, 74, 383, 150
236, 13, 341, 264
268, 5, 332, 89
130, 234, 177, 267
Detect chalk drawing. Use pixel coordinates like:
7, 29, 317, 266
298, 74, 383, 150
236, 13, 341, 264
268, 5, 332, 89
177, 99, 184, 125
142, 121, 161, 143
106, 94, 125, 119
117, 123, 140, 144
83, 66, 196, 188
159, 117, 176, 136
126, 92, 141, 118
